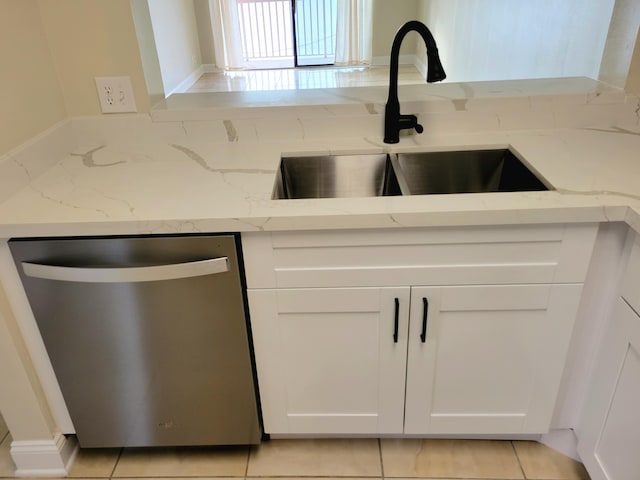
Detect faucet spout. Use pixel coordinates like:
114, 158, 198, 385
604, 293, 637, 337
384, 21, 446, 144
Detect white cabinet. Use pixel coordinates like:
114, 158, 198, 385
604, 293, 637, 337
250, 283, 583, 436
405, 284, 583, 435
243, 224, 598, 436
578, 234, 640, 480
248, 287, 409, 434
578, 299, 640, 480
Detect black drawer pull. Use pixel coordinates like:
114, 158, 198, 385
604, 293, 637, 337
420, 297, 429, 343
393, 297, 399, 343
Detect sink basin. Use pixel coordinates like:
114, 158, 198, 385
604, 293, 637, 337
272, 148, 551, 199
272, 154, 402, 199
392, 148, 551, 195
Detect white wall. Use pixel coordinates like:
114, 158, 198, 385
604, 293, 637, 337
38, 0, 150, 116
194, 0, 216, 65
627, 30, 640, 94
0, 275, 56, 441
371, 0, 419, 60
422, 0, 615, 83
130, 0, 167, 107
0, 0, 66, 156
599, 0, 640, 88
147, 0, 203, 95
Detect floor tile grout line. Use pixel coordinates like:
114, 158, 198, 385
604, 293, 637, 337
109, 447, 124, 479
244, 445, 251, 478
510, 440, 528, 480
377, 438, 385, 479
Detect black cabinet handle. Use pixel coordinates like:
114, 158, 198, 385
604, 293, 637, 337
393, 297, 399, 343
420, 297, 429, 343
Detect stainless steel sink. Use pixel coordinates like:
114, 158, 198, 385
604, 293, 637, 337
392, 148, 551, 195
272, 148, 551, 199
272, 154, 402, 199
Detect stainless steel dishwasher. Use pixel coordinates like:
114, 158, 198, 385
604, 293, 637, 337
9, 234, 261, 448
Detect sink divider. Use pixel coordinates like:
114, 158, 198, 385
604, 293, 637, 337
388, 153, 412, 196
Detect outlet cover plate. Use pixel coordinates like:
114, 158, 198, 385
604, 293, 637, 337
95, 76, 137, 113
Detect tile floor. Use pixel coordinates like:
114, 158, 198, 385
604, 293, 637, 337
0, 415, 590, 480
185, 65, 424, 93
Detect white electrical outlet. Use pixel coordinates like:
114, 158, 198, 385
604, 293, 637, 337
95, 76, 137, 113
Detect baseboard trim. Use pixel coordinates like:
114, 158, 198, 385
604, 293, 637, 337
11, 433, 78, 477
203, 63, 220, 73
372, 54, 417, 66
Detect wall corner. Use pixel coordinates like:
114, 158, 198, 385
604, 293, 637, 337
625, 26, 640, 95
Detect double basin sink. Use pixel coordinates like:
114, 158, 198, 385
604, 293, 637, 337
272, 147, 552, 199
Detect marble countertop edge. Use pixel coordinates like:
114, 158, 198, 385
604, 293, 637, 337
0, 199, 630, 239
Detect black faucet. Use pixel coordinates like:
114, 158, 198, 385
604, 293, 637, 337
384, 21, 446, 144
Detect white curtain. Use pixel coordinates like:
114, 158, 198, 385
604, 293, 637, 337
209, 0, 245, 69
334, 0, 373, 65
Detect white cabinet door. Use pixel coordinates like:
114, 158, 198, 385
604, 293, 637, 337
404, 284, 583, 435
248, 287, 410, 435
578, 298, 640, 480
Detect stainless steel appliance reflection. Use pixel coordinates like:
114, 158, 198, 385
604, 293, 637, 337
9, 234, 261, 448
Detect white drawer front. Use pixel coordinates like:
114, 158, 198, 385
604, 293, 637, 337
243, 224, 597, 288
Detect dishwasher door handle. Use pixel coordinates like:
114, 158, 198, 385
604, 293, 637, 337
21, 257, 229, 283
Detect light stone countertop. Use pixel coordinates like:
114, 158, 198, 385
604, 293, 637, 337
1, 78, 639, 238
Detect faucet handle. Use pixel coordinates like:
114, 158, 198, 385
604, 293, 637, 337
398, 114, 424, 135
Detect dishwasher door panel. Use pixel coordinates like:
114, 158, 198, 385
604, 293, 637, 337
9, 235, 261, 448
